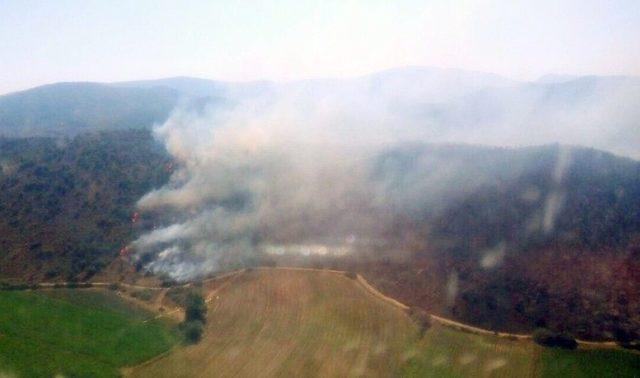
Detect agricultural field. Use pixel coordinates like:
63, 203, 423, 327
0, 270, 637, 377
0, 288, 179, 378
128, 268, 640, 377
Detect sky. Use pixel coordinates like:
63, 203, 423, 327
1, 0, 639, 94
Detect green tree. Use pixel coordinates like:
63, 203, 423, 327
185, 292, 206, 323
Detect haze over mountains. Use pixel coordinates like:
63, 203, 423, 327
2, 66, 639, 159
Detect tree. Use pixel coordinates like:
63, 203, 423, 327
185, 292, 206, 323
533, 328, 577, 350
182, 320, 204, 344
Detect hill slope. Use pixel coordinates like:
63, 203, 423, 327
3, 69, 638, 159
0, 129, 171, 281
0, 83, 178, 137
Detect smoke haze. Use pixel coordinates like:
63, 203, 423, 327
130, 69, 640, 280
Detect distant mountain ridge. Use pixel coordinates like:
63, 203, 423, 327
1, 67, 639, 159
0, 82, 178, 137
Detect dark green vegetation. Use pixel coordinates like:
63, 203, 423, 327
533, 328, 578, 350
184, 292, 206, 323
0, 129, 171, 281
0, 289, 179, 378
181, 292, 206, 344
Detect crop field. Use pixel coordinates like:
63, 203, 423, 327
128, 269, 419, 377
1, 270, 637, 377
0, 289, 179, 378
402, 324, 537, 377
127, 268, 640, 377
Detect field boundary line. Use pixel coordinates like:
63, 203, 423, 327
11, 265, 623, 348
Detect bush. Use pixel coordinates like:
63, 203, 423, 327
131, 289, 154, 301
166, 287, 196, 307
408, 307, 431, 337
614, 327, 640, 350
0, 282, 33, 291
533, 328, 577, 350
161, 279, 178, 288
344, 271, 357, 280
185, 292, 206, 323
108, 283, 120, 291
181, 320, 204, 344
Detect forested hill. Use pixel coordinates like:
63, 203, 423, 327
362, 144, 640, 341
0, 83, 178, 137
0, 129, 171, 280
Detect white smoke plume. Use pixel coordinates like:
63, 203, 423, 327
130, 93, 401, 280
129, 70, 640, 280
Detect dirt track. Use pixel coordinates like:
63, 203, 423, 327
20, 266, 621, 348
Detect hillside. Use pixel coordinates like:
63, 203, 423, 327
0, 83, 178, 137
0, 129, 171, 281
2, 135, 639, 341
284, 144, 640, 341
127, 268, 640, 377
3, 69, 638, 160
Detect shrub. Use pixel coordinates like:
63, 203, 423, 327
408, 307, 431, 337
185, 292, 206, 323
533, 328, 577, 350
166, 287, 196, 307
161, 279, 178, 288
182, 320, 204, 344
131, 289, 154, 301
344, 271, 357, 280
9, 284, 30, 291
614, 327, 640, 350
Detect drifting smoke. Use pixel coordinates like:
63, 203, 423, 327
130, 93, 401, 280
130, 70, 639, 280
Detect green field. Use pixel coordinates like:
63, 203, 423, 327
0, 289, 179, 378
130, 269, 640, 378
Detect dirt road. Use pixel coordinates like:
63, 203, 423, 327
13, 266, 621, 348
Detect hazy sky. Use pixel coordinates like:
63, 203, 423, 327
1, 0, 639, 94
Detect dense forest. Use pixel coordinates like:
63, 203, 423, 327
348, 145, 640, 341
0, 130, 171, 280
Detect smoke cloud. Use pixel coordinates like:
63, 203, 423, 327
130, 71, 640, 280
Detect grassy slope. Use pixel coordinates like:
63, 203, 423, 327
130, 269, 640, 378
0, 289, 179, 378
